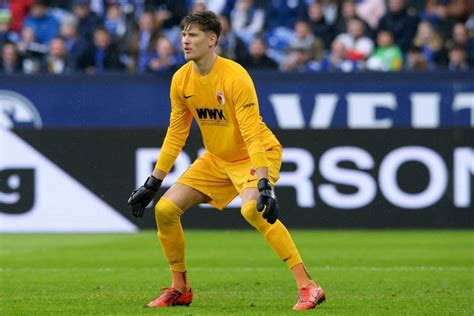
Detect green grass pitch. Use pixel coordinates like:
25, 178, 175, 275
1, 230, 473, 315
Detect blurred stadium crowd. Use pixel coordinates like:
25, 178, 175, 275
0, 0, 473, 75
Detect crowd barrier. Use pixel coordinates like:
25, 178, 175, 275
0, 71, 473, 129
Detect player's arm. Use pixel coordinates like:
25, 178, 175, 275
233, 73, 268, 172
233, 73, 278, 224
128, 75, 192, 218
155, 75, 193, 175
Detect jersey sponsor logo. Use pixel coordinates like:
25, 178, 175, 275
196, 108, 226, 121
0, 90, 43, 129
216, 91, 225, 106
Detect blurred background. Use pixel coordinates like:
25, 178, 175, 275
0, 0, 473, 232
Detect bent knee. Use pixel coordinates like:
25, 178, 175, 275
155, 198, 183, 225
241, 201, 268, 231
241, 201, 256, 220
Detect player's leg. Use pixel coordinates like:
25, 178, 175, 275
150, 151, 236, 307
230, 146, 325, 309
157, 183, 210, 290
240, 189, 325, 310
149, 183, 209, 307
240, 189, 309, 285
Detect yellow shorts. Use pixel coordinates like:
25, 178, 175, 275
176, 146, 282, 210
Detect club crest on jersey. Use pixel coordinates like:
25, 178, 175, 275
216, 91, 225, 106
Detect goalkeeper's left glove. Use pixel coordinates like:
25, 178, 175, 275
127, 175, 162, 218
256, 178, 279, 224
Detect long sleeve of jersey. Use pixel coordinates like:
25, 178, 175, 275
233, 73, 268, 169
154, 75, 193, 173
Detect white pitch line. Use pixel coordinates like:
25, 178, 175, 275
0, 266, 473, 273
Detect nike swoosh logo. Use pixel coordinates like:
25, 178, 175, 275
184, 95, 194, 99
247, 179, 257, 183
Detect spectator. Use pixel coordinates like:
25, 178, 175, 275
319, 0, 339, 25
0, 9, 20, 46
59, 17, 89, 69
48, 1, 71, 10
147, 36, 183, 74
289, 20, 315, 53
230, 0, 265, 46
425, 0, 469, 22
152, 0, 187, 29
240, 36, 278, 69
23, 0, 60, 44
318, 39, 362, 72
0, 42, 22, 74
48, 0, 75, 26
16, 25, 48, 73
194, 0, 227, 15
265, 0, 308, 31
77, 26, 124, 73
307, 2, 335, 51
378, 0, 419, 52
445, 22, 474, 66
335, 18, 374, 61
9, 0, 34, 33
103, 1, 129, 41
280, 45, 319, 73
405, 45, 431, 70
188, 1, 206, 14
447, 22, 470, 47
125, 10, 160, 72
281, 19, 318, 71
153, 0, 187, 47
89, 0, 106, 17
413, 20, 444, 67
466, 9, 474, 35
264, 0, 309, 65
42, 36, 73, 74
366, 30, 403, 71
355, 0, 386, 30
407, 0, 426, 13
72, 0, 102, 42
421, 1, 456, 40
447, 44, 469, 71
334, 0, 371, 36
217, 15, 247, 63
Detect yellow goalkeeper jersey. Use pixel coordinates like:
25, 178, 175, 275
155, 55, 280, 173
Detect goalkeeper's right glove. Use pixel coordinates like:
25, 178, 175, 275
127, 175, 162, 218
256, 178, 279, 224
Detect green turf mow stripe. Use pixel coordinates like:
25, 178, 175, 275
1, 266, 473, 272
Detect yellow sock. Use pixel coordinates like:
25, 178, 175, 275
155, 198, 186, 272
241, 201, 303, 268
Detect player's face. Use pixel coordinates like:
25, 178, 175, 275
181, 24, 216, 62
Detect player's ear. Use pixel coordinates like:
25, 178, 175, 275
209, 33, 218, 48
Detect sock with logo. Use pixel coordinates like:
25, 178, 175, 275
155, 197, 186, 272
241, 201, 302, 268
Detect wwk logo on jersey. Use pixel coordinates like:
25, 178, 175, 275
196, 108, 226, 120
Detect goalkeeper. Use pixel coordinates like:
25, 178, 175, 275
128, 11, 325, 311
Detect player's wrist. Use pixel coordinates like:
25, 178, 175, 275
144, 175, 162, 191
257, 178, 272, 192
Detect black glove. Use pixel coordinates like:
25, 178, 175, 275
127, 175, 162, 218
256, 178, 279, 224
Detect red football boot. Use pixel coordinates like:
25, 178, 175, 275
147, 287, 193, 307
293, 284, 325, 310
